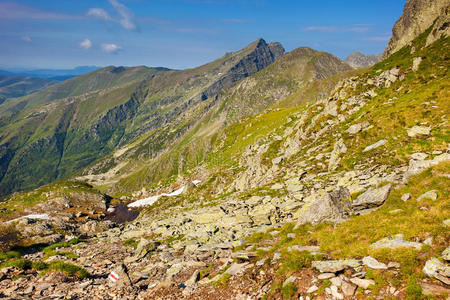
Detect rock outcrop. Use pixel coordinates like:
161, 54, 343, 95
384, 0, 450, 57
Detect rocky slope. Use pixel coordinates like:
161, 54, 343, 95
0, 1, 449, 299
383, 0, 449, 57
344, 52, 382, 69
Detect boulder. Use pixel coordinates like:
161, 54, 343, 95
295, 187, 351, 225
403, 153, 450, 182
443, 247, 450, 261
423, 258, 450, 285
328, 139, 347, 171
312, 259, 361, 273
407, 125, 431, 137
362, 256, 387, 269
416, 190, 438, 201
370, 234, 423, 250
346, 122, 370, 135
350, 277, 375, 289
363, 139, 387, 152
352, 184, 391, 210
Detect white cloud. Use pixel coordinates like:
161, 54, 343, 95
80, 38, 92, 50
87, 0, 137, 31
101, 43, 121, 54
108, 0, 137, 31
21, 36, 32, 42
87, 8, 112, 21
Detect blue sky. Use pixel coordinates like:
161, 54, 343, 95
0, 0, 406, 70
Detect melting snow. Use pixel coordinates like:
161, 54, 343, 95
128, 187, 185, 208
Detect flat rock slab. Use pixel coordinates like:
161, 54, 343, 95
350, 277, 375, 289
370, 234, 423, 250
362, 256, 387, 270
416, 190, 438, 201
287, 245, 320, 252
225, 263, 249, 276
312, 259, 361, 273
363, 139, 386, 152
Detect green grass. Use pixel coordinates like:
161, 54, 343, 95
281, 282, 297, 299
45, 261, 90, 279
42, 238, 82, 259
0, 258, 32, 270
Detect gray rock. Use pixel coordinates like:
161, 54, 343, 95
307, 285, 319, 294
346, 122, 370, 135
318, 273, 335, 280
412, 57, 422, 71
312, 259, 361, 273
362, 256, 387, 269
342, 281, 357, 296
407, 125, 431, 137
283, 276, 297, 287
295, 187, 352, 225
370, 234, 423, 250
411, 152, 428, 160
445, 219, 450, 227
109, 264, 132, 287
423, 258, 450, 285
403, 153, 450, 182
328, 138, 347, 171
185, 270, 200, 286
225, 263, 248, 276
352, 184, 391, 210
416, 190, 438, 201
443, 247, 450, 261
363, 139, 387, 152
287, 245, 320, 253
401, 193, 411, 201
330, 276, 342, 286
350, 277, 375, 289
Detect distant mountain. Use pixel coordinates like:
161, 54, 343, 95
345, 52, 382, 69
0, 66, 100, 81
0, 75, 56, 104
0, 39, 285, 196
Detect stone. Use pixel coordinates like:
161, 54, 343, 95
307, 285, 319, 294
273, 252, 281, 262
403, 153, 450, 182
295, 187, 351, 225
416, 190, 438, 201
225, 263, 248, 276
185, 270, 200, 286
342, 281, 357, 296
328, 138, 347, 171
407, 125, 431, 137
389, 209, 403, 214
318, 273, 335, 280
370, 234, 423, 250
271, 183, 284, 190
346, 122, 370, 135
388, 262, 401, 269
420, 282, 450, 296
350, 277, 375, 289
362, 256, 387, 269
401, 193, 411, 201
330, 276, 342, 286
424, 237, 433, 246
166, 263, 184, 279
363, 139, 387, 152
412, 57, 422, 71
442, 247, 450, 261
312, 259, 361, 273
444, 219, 450, 227
256, 258, 267, 267
330, 285, 344, 299
109, 264, 132, 287
352, 184, 391, 210
283, 276, 297, 287
411, 152, 428, 160
423, 258, 450, 285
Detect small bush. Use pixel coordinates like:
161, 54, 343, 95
31, 260, 48, 271
281, 282, 297, 299
0, 259, 32, 270
0, 251, 21, 261
46, 261, 90, 279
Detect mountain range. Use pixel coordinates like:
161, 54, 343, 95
0, 0, 449, 299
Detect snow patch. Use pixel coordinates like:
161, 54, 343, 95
128, 187, 185, 208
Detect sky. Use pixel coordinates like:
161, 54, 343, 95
0, 0, 407, 70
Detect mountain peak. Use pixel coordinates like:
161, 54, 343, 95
345, 52, 382, 69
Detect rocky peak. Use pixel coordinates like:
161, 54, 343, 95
345, 52, 382, 69
384, 0, 450, 57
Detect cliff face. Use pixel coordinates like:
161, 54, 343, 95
384, 0, 450, 57
345, 52, 382, 69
